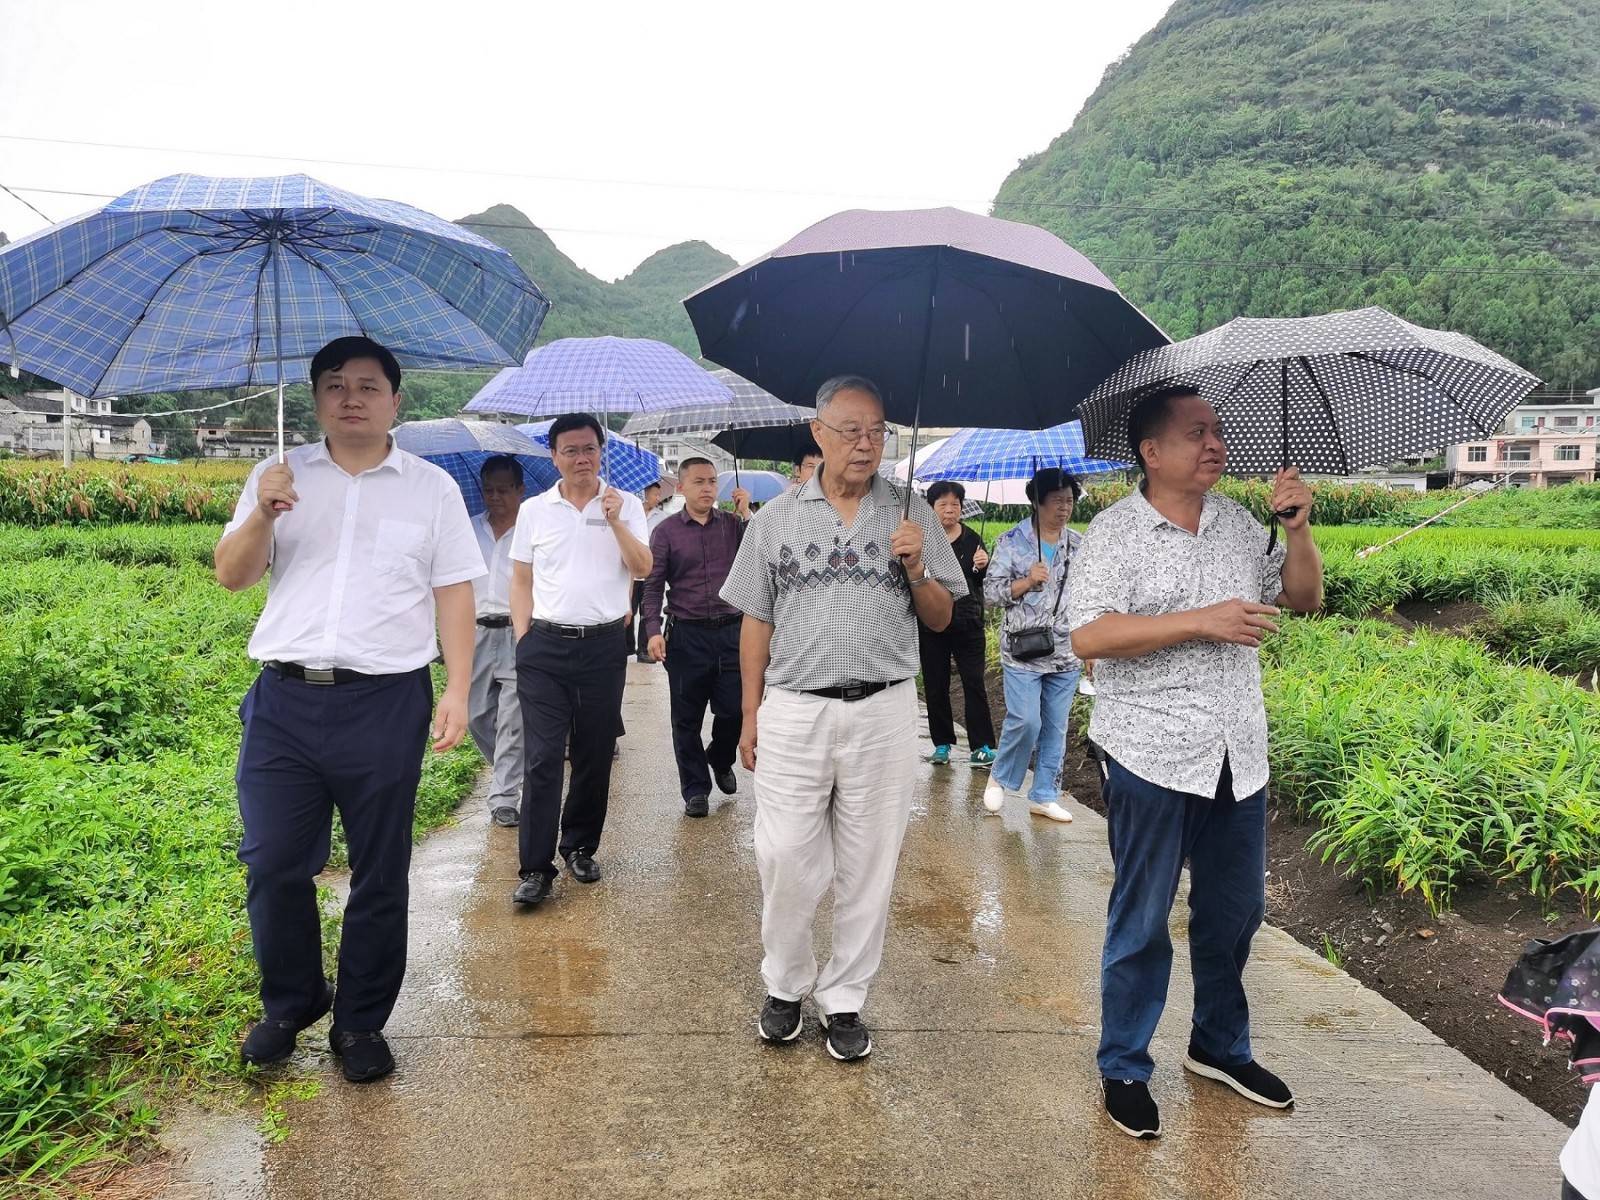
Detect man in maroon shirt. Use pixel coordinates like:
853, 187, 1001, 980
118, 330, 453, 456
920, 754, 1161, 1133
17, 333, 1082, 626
643, 457, 752, 817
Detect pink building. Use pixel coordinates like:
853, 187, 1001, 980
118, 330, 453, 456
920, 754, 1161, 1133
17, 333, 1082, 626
1446, 392, 1599, 487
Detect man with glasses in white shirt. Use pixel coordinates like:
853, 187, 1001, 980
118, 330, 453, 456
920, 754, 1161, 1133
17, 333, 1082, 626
468, 456, 526, 828
509, 414, 652, 907
216, 336, 484, 1085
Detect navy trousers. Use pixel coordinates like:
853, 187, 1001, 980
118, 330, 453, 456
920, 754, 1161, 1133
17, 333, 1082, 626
664, 619, 741, 802
517, 625, 628, 880
236, 666, 432, 1032
1096, 753, 1267, 1082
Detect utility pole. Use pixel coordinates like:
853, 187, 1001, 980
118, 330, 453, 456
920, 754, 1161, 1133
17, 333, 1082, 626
62, 389, 73, 465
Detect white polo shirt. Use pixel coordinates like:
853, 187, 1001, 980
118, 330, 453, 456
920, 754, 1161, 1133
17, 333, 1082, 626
509, 479, 649, 625
225, 440, 486, 673
471, 512, 516, 618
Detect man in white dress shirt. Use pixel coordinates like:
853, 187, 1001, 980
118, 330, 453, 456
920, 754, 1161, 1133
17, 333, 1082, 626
509, 414, 652, 906
468, 456, 526, 828
215, 336, 484, 1083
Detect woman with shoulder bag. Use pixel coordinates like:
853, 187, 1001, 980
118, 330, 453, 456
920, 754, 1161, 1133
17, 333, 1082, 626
980, 468, 1087, 822
917, 481, 999, 767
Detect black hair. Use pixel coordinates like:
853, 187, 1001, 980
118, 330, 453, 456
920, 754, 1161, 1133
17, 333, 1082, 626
309, 335, 402, 392
791, 440, 822, 469
678, 456, 716, 475
479, 455, 524, 486
547, 412, 606, 451
1127, 385, 1202, 471
643, 479, 664, 493
925, 480, 966, 506
1025, 467, 1081, 506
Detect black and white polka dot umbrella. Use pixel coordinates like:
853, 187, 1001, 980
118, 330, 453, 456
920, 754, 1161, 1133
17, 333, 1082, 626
1078, 307, 1540, 476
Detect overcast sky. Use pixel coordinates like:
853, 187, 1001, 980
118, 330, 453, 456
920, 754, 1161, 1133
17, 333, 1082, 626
0, 0, 1171, 280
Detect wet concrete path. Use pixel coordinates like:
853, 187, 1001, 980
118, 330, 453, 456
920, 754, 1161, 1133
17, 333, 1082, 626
162, 663, 1566, 1199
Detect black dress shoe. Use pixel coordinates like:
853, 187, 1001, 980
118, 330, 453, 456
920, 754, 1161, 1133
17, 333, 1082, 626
240, 978, 334, 1066
568, 853, 602, 883
329, 1028, 395, 1083
490, 805, 519, 827
684, 793, 710, 818
714, 767, 738, 795
513, 874, 553, 906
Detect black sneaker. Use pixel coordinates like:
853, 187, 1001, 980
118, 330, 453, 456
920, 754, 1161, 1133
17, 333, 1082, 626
329, 1028, 395, 1083
684, 794, 710, 818
819, 1011, 872, 1061
714, 767, 738, 795
240, 978, 334, 1066
1102, 1078, 1161, 1139
490, 805, 519, 827
757, 996, 803, 1043
1182, 1045, 1294, 1108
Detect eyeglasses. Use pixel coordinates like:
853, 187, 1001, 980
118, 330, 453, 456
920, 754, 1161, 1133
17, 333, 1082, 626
556, 444, 601, 460
815, 417, 889, 445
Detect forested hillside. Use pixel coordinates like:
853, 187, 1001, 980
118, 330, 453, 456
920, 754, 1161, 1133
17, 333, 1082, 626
995, 0, 1600, 390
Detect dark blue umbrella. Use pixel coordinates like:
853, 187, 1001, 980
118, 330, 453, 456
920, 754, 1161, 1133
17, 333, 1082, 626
683, 207, 1168, 436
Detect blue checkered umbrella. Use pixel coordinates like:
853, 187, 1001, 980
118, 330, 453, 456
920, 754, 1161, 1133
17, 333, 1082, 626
517, 420, 662, 494
464, 336, 733, 417
915, 421, 1128, 483
391, 418, 554, 516
0, 173, 549, 455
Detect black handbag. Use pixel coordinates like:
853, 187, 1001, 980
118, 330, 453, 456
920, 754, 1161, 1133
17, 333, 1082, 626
1004, 559, 1067, 662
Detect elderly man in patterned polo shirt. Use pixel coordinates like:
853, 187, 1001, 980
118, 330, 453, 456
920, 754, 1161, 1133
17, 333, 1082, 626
1068, 385, 1323, 1140
720, 374, 966, 1063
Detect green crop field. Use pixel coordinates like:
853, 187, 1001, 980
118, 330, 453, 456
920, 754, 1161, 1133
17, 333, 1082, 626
0, 525, 482, 1187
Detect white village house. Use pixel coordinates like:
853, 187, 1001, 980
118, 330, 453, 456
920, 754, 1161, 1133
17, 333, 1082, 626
0, 390, 158, 458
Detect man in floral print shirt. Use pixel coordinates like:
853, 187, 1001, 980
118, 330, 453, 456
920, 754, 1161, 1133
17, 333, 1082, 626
1068, 385, 1323, 1140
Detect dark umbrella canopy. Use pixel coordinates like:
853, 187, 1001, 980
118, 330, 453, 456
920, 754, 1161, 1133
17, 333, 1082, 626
683, 207, 1168, 430
1078, 307, 1540, 476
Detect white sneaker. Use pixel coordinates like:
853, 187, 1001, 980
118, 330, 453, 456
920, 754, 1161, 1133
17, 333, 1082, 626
982, 779, 1008, 814
1028, 799, 1074, 823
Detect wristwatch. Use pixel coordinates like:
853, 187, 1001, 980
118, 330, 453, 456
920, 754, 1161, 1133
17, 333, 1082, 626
907, 566, 930, 587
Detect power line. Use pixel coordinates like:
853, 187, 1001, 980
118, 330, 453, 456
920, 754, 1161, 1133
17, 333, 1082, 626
0, 182, 51, 223
5, 129, 1600, 230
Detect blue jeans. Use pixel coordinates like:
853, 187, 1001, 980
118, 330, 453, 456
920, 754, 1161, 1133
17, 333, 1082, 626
992, 665, 1080, 802
1096, 754, 1267, 1082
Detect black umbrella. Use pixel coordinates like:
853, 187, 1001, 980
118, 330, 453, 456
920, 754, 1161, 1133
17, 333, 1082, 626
1078, 307, 1539, 545
683, 207, 1169, 497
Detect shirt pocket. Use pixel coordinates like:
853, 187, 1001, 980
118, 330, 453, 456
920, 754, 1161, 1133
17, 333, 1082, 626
373, 518, 429, 580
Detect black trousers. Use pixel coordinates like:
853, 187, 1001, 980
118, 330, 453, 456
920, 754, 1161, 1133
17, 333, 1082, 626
918, 616, 997, 749
518, 625, 628, 879
236, 666, 431, 1032
664, 620, 742, 801
630, 581, 646, 655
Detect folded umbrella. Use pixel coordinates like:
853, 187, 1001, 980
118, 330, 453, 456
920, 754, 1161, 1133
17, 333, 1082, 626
0, 173, 549, 458
391, 418, 553, 515
1499, 929, 1600, 1084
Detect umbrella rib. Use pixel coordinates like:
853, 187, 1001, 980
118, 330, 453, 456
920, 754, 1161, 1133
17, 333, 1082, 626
1348, 350, 1488, 435
87, 250, 225, 398
1298, 357, 1351, 474
247, 243, 274, 389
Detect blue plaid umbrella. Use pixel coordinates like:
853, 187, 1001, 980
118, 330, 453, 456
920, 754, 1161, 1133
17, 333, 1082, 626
517, 420, 662, 494
915, 421, 1128, 483
0, 173, 549, 455
391, 418, 554, 516
464, 336, 733, 417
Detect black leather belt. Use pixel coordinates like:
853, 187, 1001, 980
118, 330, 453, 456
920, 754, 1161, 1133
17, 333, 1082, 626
530, 617, 626, 639
672, 614, 741, 628
476, 614, 512, 628
802, 679, 906, 702
266, 661, 382, 686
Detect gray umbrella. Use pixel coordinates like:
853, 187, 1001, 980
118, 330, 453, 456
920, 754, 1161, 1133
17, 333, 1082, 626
621, 367, 815, 443
1079, 307, 1539, 476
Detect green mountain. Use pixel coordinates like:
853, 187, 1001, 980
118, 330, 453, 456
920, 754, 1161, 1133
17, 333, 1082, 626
994, 0, 1600, 392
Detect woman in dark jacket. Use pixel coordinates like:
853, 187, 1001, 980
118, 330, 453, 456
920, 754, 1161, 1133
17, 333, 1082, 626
918, 481, 998, 766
